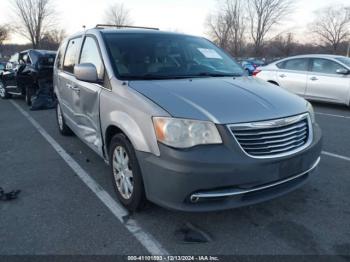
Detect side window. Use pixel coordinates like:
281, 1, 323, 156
63, 37, 82, 73
19, 53, 28, 64
280, 58, 309, 71
26, 55, 32, 65
79, 37, 105, 80
311, 59, 345, 74
56, 42, 67, 69
10, 53, 19, 63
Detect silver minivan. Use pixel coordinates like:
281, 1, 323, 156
54, 26, 322, 212
255, 55, 350, 106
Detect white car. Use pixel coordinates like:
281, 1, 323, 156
255, 55, 350, 106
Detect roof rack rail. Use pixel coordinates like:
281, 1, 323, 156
95, 24, 159, 30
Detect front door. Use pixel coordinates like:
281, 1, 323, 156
71, 36, 105, 155
277, 58, 310, 96
306, 58, 350, 104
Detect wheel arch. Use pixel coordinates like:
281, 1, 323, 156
268, 80, 280, 86
103, 112, 160, 161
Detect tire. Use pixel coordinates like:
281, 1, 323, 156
25, 87, 35, 106
0, 81, 11, 99
109, 134, 146, 212
56, 102, 73, 136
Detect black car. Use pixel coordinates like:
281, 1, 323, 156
0, 62, 5, 73
0, 49, 56, 105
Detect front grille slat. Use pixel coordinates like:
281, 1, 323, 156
233, 122, 307, 136
239, 132, 307, 146
229, 114, 311, 158
243, 136, 307, 150
248, 141, 306, 155
235, 127, 307, 141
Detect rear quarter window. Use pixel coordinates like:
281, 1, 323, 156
56, 42, 67, 69
63, 37, 82, 73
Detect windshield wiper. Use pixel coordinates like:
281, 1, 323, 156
193, 72, 243, 77
126, 74, 192, 80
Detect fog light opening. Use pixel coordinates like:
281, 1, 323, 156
190, 196, 200, 203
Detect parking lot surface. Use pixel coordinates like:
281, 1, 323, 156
0, 98, 349, 258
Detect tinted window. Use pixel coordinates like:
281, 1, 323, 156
311, 59, 345, 74
280, 58, 309, 71
40, 55, 56, 66
80, 37, 104, 80
103, 33, 244, 80
0, 64, 4, 70
63, 37, 82, 73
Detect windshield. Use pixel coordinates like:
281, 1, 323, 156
103, 33, 244, 80
0, 63, 4, 70
335, 57, 350, 68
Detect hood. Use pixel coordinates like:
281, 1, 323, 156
129, 77, 308, 124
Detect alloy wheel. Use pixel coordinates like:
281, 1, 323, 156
112, 146, 134, 200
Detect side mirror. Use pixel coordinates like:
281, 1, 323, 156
74, 63, 99, 83
336, 68, 349, 75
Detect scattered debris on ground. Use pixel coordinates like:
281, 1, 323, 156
175, 222, 213, 244
0, 187, 21, 201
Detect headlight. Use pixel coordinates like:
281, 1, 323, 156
307, 102, 315, 123
153, 117, 222, 148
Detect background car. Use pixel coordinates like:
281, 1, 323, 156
0, 49, 56, 105
240, 58, 266, 75
255, 54, 350, 106
0, 62, 5, 73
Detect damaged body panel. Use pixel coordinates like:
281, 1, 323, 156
0, 49, 56, 105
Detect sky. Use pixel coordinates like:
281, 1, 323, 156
0, 0, 349, 44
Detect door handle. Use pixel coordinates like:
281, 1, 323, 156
310, 76, 318, 81
279, 74, 286, 78
71, 86, 80, 94
66, 83, 80, 94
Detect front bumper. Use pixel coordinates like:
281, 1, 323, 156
136, 124, 322, 212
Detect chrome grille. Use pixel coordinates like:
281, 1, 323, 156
228, 114, 312, 158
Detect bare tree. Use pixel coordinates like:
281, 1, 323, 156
271, 32, 295, 56
247, 0, 293, 56
0, 25, 9, 47
11, 0, 56, 49
40, 29, 66, 50
206, 0, 246, 56
104, 3, 133, 26
310, 5, 350, 54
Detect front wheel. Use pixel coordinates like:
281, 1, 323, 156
0, 81, 11, 99
109, 134, 146, 212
